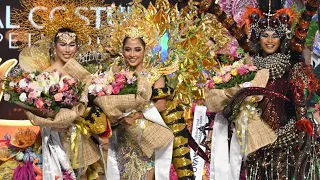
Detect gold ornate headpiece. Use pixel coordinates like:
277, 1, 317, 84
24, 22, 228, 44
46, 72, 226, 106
102, 0, 170, 54
11, 0, 104, 47
56, 32, 77, 43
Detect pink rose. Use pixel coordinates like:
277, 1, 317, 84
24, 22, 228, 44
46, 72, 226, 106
115, 81, 124, 89
247, 65, 257, 71
112, 85, 121, 95
115, 73, 126, 83
97, 91, 106, 97
60, 83, 69, 92
105, 85, 113, 95
67, 78, 76, 85
35, 98, 44, 109
28, 91, 38, 99
206, 80, 214, 89
54, 93, 64, 101
222, 73, 232, 83
237, 66, 249, 75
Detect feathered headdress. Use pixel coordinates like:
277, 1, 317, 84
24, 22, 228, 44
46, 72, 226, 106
244, 7, 298, 42
243, 0, 298, 54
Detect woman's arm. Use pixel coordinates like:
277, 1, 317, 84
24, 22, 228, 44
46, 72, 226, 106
120, 76, 167, 125
152, 76, 166, 113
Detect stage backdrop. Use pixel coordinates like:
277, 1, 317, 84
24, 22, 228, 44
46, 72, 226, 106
0, 0, 160, 119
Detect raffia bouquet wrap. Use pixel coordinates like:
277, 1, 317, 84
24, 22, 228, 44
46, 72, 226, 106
23, 59, 90, 128
94, 74, 173, 157
125, 119, 174, 158
26, 59, 101, 169
93, 75, 152, 123
205, 68, 278, 153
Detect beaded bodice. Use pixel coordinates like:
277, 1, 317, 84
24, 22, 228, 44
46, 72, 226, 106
250, 53, 295, 130
259, 74, 287, 130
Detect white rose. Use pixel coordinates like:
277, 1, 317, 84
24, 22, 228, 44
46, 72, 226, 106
9, 81, 16, 87
95, 85, 103, 92
18, 79, 28, 89
88, 85, 96, 94
3, 93, 11, 101
19, 93, 27, 102
28, 73, 35, 79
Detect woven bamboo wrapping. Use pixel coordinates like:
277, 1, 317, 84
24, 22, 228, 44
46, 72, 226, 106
125, 119, 174, 158
16, 102, 57, 118
25, 103, 85, 128
246, 115, 277, 154
94, 94, 136, 123
61, 132, 101, 170
205, 69, 269, 112
94, 75, 152, 123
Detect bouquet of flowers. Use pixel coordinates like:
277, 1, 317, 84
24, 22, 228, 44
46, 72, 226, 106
91, 69, 151, 122
204, 59, 269, 112
88, 69, 137, 97
206, 60, 257, 89
2, 70, 84, 117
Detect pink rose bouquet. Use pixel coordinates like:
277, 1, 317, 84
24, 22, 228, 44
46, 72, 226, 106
2, 70, 84, 116
88, 69, 137, 97
91, 69, 151, 122
206, 60, 257, 89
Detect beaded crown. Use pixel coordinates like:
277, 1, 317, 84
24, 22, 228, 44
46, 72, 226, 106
244, 0, 297, 42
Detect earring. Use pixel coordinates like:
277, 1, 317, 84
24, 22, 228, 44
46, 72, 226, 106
49, 47, 55, 61
280, 37, 290, 54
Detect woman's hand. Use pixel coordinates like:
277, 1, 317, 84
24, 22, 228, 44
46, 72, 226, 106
120, 112, 144, 126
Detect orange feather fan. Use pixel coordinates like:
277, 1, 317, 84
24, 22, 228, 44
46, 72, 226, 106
275, 8, 298, 25
243, 7, 264, 33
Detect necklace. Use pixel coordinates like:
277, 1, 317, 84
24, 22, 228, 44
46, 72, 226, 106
253, 53, 291, 79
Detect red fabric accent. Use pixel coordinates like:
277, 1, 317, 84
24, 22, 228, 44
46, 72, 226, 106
296, 119, 314, 136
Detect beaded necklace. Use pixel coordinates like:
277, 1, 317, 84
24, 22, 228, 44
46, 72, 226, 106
253, 53, 290, 80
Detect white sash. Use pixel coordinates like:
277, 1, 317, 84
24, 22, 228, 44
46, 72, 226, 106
190, 106, 208, 180
210, 113, 229, 180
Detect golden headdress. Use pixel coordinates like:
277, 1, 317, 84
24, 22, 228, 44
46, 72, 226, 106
10, 0, 104, 72
11, 0, 104, 47
102, 0, 170, 54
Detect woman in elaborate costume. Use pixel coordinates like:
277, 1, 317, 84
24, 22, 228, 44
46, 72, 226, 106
201, 0, 320, 179
7, 0, 110, 179
94, 1, 175, 179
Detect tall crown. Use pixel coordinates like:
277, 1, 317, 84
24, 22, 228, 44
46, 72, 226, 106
244, 0, 297, 44
101, 0, 171, 54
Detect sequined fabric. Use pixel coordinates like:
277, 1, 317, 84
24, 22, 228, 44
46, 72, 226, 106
115, 125, 154, 180
259, 73, 293, 131
245, 66, 319, 179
